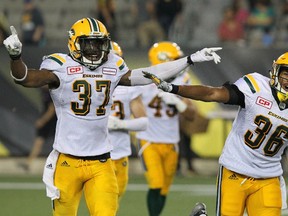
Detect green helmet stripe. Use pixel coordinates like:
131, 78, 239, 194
87, 18, 98, 33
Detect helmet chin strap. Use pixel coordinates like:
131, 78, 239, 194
271, 87, 288, 110
275, 91, 288, 110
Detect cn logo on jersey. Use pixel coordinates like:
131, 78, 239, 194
67, 66, 84, 75
256, 96, 272, 109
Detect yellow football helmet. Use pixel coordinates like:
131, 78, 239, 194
270, 52, 288, 102
148, 41, 183, 66
68, 17, 111, 70
110, 41, 123, 58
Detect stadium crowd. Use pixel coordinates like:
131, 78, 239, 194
1, 0, 288, 49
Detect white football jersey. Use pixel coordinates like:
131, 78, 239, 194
220, 73, 288, 178
136, 71, 191, 143
40, 52, 129, 156
109, 86, 142, 160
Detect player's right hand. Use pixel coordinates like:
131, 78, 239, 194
142, 71, 173, 92
3, 26, 22, 58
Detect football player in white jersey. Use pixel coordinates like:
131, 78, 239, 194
108, 41, 148, 205
136, 41, 197, 216
3, 17, 221, 216
144, 53, 288, 216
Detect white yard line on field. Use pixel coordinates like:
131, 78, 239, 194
0, 182, 287, 215
0, 182, 214, 193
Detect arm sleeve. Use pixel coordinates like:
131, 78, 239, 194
129, 57, 190, 85
223, 82, 245, 108
122, 117, 148, 131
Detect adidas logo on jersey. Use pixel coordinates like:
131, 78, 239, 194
228, 173, 238, 180
61, 161, 70, 167
46, 163, 53, 169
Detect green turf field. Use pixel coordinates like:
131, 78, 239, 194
1, 174, 288, 216
0, 174, 216, 216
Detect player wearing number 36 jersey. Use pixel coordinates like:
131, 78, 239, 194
220, 72, 286, 178
145, 53, 288, 216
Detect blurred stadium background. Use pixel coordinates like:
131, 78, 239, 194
1, 0, 288, 215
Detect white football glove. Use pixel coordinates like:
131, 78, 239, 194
108, 116, 126, 130
3, 26, 22, 59
158, 92, 187, 112
190, 47, 222, 64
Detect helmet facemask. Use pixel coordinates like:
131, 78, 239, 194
77, 37, 110, 70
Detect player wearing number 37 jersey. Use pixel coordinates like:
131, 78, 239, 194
144, 53, 288, 216
3, 17, 221, 216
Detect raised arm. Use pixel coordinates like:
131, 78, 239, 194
4, 26, 59, 88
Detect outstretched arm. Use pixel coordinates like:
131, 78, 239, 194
176, 85, 230, 103
119, 47, 222, 86
143, 71, 230, 103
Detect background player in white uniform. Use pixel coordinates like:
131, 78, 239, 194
144, 53, 288, 216
136, 41, 197, 216
108, 41, 148, 205
3, 17, 221, 216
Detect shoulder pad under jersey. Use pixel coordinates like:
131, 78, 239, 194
40, 53, 67, 71
242, 73, 261, 94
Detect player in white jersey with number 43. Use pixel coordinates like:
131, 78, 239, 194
3, 17, 221, 216
136, 41, 197, 216
144, 53, 288, 216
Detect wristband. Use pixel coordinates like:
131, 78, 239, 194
187, 56, 194, 65
10, 64, 28, 82
170, 84, 179, 94
10, 54, 21, 60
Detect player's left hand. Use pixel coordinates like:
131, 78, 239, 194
143, 71, 173, 92
3, 26, 22, 59
158, 92, 187, 112
190, 47, 222, 64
